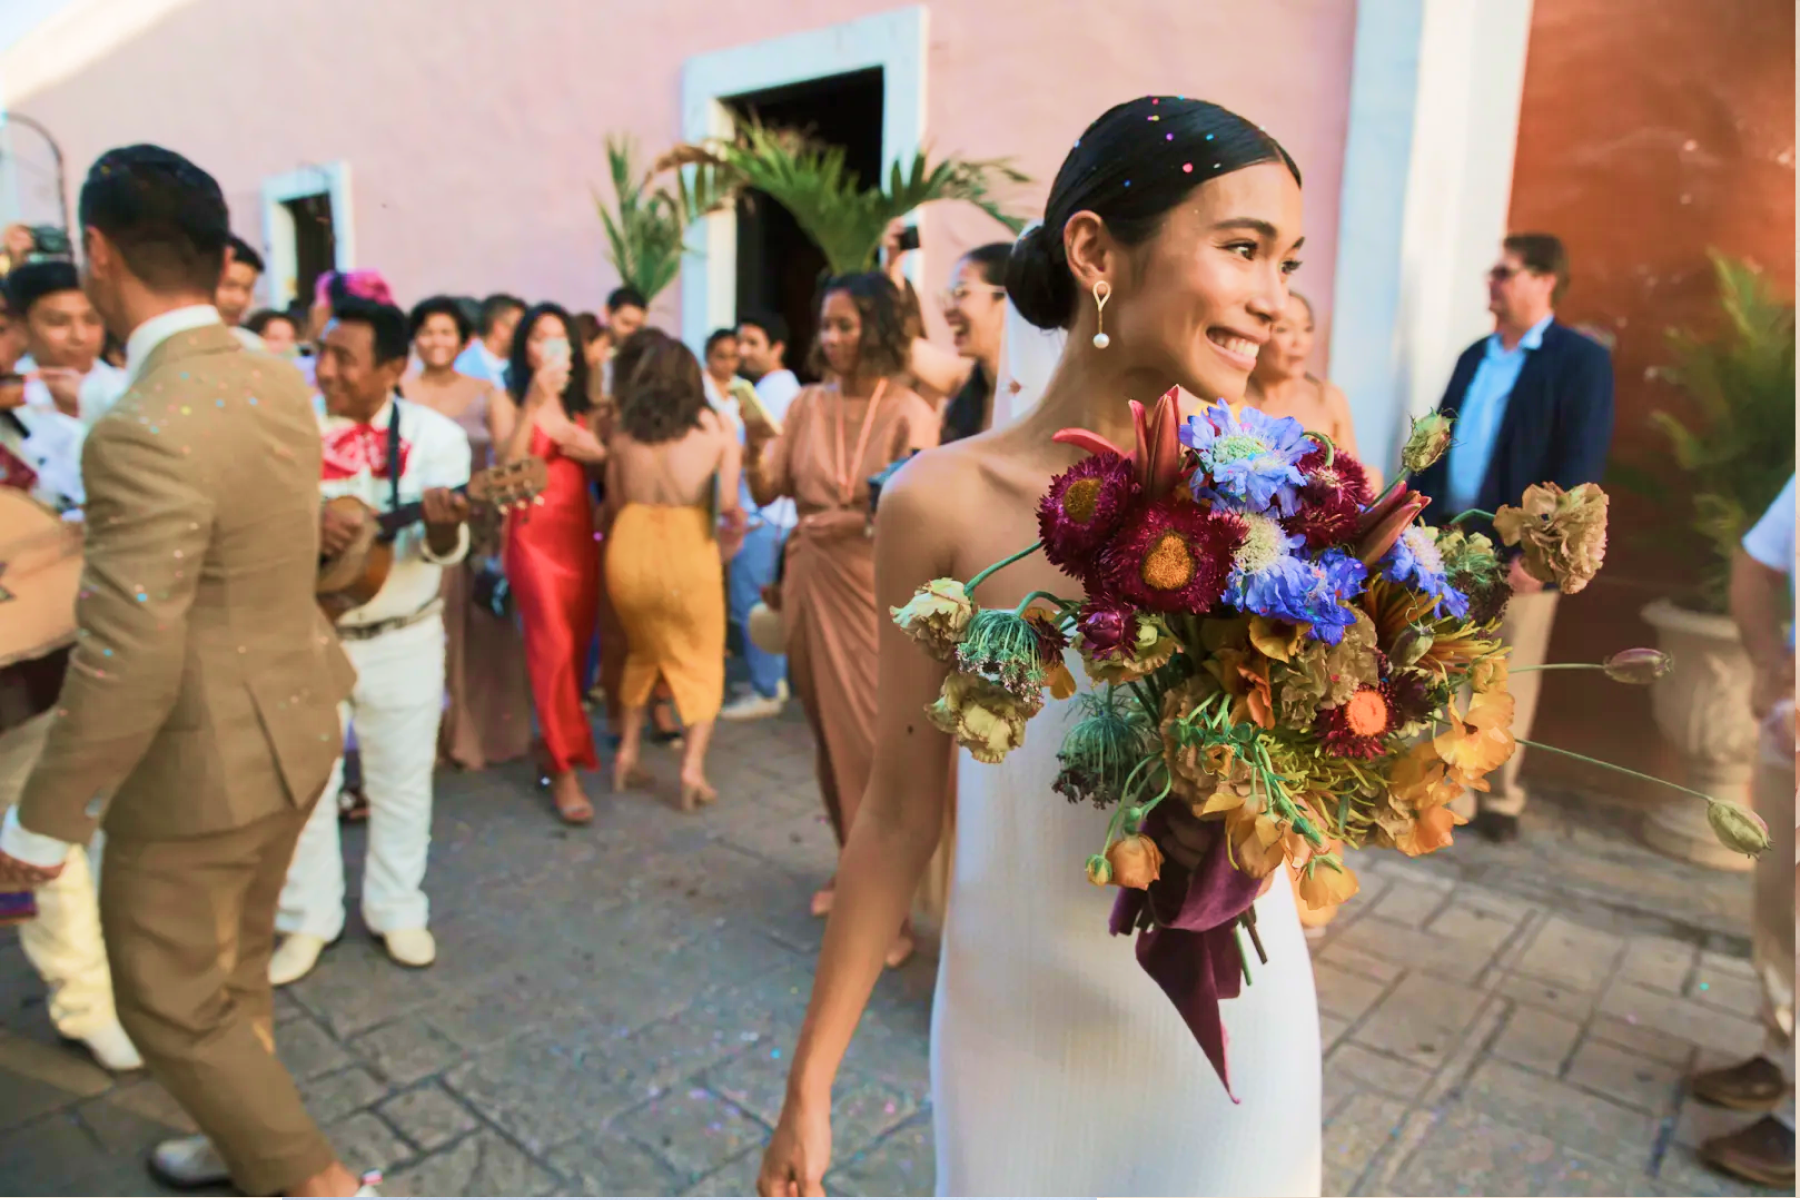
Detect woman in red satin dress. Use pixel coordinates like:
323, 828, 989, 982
489, 304, 608, 823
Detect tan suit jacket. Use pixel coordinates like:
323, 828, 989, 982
19, 325, 353, 845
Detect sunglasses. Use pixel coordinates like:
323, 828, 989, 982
1488, 265, 1539, 283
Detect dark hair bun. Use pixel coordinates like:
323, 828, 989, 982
1005, 224, 1075, 331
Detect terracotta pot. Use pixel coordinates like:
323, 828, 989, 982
1639, 598, 1756, 872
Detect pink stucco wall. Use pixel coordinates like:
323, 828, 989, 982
12, 0, 1354, 353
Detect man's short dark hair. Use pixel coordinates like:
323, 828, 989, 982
226, 234, 264, 276
4, 259, 82, 317
606, 286, 648, 314
737, 310, 790, 349
409, 294, 473, 345
245, 308, 297, 337
78, 145, 229, 295
1504, 233, 1570, 306
477, 292, 525, 336
331, 296, 410, 365
704, 327, 737, 355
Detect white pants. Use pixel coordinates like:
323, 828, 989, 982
277, 616, 444, 941
0, 711, 117, 1038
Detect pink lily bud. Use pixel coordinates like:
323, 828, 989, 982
1357, 491, 1429, 567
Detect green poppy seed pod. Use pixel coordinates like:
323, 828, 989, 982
1706, 800, 1772, 858
1125, 806, 1147, 830
1602, 648, 1673, 685
1084, 854, 1113, 887
1390, 623, 1436, 668
1400, 413, 1455, 474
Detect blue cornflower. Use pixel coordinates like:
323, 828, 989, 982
1181, 404, 1310, 516
1381, 527, 1470, 619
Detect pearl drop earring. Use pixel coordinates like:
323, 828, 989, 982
1091, 280, 1112, 349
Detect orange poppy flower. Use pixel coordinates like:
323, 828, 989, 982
1434, 688, 1516, 779
1395, 803, 1466, 856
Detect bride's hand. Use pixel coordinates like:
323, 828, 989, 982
758, 1093, 831, 1197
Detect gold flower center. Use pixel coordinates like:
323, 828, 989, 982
1344, 687, 1390, 737
1063, 477, 1102, 525
1141, 532, 1196, 592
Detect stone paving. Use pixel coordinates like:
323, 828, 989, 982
0, 704, 1787, 1197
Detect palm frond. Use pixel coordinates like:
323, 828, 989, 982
680, 119, 1029, 276
594, 135, 744, 302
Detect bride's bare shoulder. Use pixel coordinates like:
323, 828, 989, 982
884, 430, 1042, 521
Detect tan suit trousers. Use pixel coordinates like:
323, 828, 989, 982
101, 806, 335, 1196
1483, 589, 1561, 817
1751, 751, 1795, 1092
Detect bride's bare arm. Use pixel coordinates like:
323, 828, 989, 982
761, 454, 962, 1194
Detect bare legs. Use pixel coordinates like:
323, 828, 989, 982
678, 720, 718, 811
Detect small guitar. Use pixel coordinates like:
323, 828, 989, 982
315, 456, 547, 621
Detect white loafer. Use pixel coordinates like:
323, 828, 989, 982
80, 1020, 143, 1072
269, 933, 329, 986
149, 1134, 229, 1188
382, 928, 436, 968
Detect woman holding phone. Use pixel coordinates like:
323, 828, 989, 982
491, 304, 608, 823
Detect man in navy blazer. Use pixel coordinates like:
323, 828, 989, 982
1412, 234, 1615, 843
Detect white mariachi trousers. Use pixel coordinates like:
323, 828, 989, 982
277, 615, 445, 941
0, 711, 118, 1039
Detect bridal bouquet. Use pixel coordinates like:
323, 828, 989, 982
892, 389, 1770, 1093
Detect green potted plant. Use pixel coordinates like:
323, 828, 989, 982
1633, 251, 1795, 867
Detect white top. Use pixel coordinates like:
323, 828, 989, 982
1742, 475, 1796, 772
318, 395, 472, 628
0, 308, 257, 868
752, 370, 800, 531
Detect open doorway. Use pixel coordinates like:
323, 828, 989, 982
284, 192, 336, 315
725, 68, 883, 383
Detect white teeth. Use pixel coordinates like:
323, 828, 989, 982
1211, 334, 1258, 358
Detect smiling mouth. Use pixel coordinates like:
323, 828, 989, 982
1207, 329, 1262, 370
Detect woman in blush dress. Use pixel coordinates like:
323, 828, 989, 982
757, 98, 1322, 1198
401, 295, 532, 772
490, 304, 607, 824
740, 273, 939, 968
1245, 291, 1378, 486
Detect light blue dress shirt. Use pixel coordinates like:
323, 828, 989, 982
1443, 313, 1555, 513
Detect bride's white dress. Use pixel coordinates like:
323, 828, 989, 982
929, 685, 1324, 1197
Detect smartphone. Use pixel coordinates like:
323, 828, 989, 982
737, 386, 782, 436
543, 337, 571, 367
897, 225, 921, 252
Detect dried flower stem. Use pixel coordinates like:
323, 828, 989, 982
1513, 737, 1731, 807
1012, 589, 1077, 619
966, 540, 1043, 597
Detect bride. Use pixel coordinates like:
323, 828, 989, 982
757, 96, 1323, 1198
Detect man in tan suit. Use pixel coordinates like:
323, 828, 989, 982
0, 146, 371, 1196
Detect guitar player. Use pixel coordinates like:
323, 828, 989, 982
270, 296, 471, 987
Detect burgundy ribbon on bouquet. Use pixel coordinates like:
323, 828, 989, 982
1108, 806, 1264, 1100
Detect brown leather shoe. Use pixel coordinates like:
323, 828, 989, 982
1692, 1056, 1788, 1112
1699, 1116, 1795, 1188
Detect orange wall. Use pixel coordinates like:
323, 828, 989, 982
1506, 0, 1795, 797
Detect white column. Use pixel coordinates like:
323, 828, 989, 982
1326, 0, 1536, 478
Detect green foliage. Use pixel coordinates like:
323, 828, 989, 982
1639, 252, 1795, 611
593, 135, 739, 303
674, 121, 1029, 277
